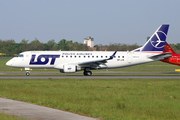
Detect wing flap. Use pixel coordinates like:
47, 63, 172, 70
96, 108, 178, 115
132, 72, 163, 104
78, 59, 107, 66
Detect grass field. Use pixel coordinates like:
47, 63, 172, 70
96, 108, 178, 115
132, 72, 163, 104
0, 113, 26, 120
1, 57, 180, 119
0, 79, 180, 120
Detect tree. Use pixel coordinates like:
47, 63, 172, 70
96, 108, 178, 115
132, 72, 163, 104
3, 39, 16, 56
20, 39, 29, 44
46, 39, 56, 50
30, 38, 40, 45
65, 40, 73, 50
29, 38, 45, 50
58, 39, 66, 51
51, 43, 59, 50
95, 45, 100, 51
147, 37, 150, 41
19, 39, 30, 52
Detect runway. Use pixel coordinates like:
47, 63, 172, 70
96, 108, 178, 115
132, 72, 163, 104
0, 97, 98, 120
1, 75, 180, 79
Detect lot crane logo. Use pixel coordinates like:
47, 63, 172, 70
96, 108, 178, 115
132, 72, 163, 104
150, 31, 166, 49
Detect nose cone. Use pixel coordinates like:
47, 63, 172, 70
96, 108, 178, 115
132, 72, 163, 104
6, 60, 12, 66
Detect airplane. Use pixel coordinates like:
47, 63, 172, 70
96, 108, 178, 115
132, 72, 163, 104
160, 42, 180, 65
6, 24, 170, 76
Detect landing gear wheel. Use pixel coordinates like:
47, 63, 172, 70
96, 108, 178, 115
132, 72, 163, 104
86, 71, 92, 76
26, 72, 30, 76
83, 71, 92, 76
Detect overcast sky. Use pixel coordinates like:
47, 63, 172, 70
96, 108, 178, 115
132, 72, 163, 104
0, 0, 180, 45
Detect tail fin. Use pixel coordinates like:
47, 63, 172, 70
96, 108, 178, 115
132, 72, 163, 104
161, 42, 180, 65
134, 24, 169, 52
163, 42, 176, 53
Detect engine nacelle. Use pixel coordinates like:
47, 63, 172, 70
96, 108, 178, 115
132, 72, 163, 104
60, 65, 76, 73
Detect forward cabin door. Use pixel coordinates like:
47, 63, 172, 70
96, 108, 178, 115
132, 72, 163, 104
127, 51, 132, 63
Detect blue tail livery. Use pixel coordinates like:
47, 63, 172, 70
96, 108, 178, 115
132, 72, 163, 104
134, 24, 169, 52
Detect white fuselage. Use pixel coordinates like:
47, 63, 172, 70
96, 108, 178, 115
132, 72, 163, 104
6, 51, 160, 70
5, 24, 170, 76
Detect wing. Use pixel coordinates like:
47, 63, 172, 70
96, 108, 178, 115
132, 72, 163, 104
78, 51, 117, 67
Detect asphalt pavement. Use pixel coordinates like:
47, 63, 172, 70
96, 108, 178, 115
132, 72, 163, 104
0, 75, 180, 79
0, 97, 98, 120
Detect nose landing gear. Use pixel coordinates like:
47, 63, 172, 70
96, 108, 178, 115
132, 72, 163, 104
26, 71, 30, 76
24, 68, 31, 76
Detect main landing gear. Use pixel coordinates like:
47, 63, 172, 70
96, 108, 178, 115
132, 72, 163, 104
83, 70, 92, 76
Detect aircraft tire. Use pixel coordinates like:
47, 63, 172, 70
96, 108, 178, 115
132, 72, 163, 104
83, 71, 87, 76
83, 71, 92, 76
26, 72, 30, 76
86, 71, 92, 76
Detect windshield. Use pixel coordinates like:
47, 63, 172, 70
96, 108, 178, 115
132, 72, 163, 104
15, 54, 24, 57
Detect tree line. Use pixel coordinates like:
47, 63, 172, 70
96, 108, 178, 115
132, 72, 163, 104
0, 38, 180, 57
169, 43, 180, 54
0, 38, 89, 56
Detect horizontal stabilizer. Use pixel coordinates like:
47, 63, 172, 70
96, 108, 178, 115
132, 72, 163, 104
148, 52, 172, 59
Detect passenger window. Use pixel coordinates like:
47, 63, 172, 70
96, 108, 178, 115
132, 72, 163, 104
70, 56, 72, 58
79, 56, 81, 58
118, 56, 120, 58
96, 56, 98, 58
105, 56, 107, 58
101, 56, 103, 58
84, 56, 86, 58
122, 56, 124, 58
114, 56, 116, 58
88, 56, 90, 58
20, 54, 23, 57
92, 56, 94, 58
62, 56, 64, 58
74, 56, 76, 58
66, 56, 68, 58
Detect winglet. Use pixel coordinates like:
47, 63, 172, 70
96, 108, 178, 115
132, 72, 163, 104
108, 51, 117, 60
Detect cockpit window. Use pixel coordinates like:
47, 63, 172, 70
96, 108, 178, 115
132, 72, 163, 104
16, 54, 24, 57
15, 54, 20, 57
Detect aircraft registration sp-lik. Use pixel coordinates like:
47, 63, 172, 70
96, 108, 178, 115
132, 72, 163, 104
6, 25, 170, 76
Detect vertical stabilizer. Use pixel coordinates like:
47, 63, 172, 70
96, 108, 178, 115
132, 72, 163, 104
163, 42, 176, 53
134, 25, 169, 52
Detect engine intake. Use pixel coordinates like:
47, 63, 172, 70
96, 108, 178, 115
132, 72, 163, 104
60, 65, 76, 73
